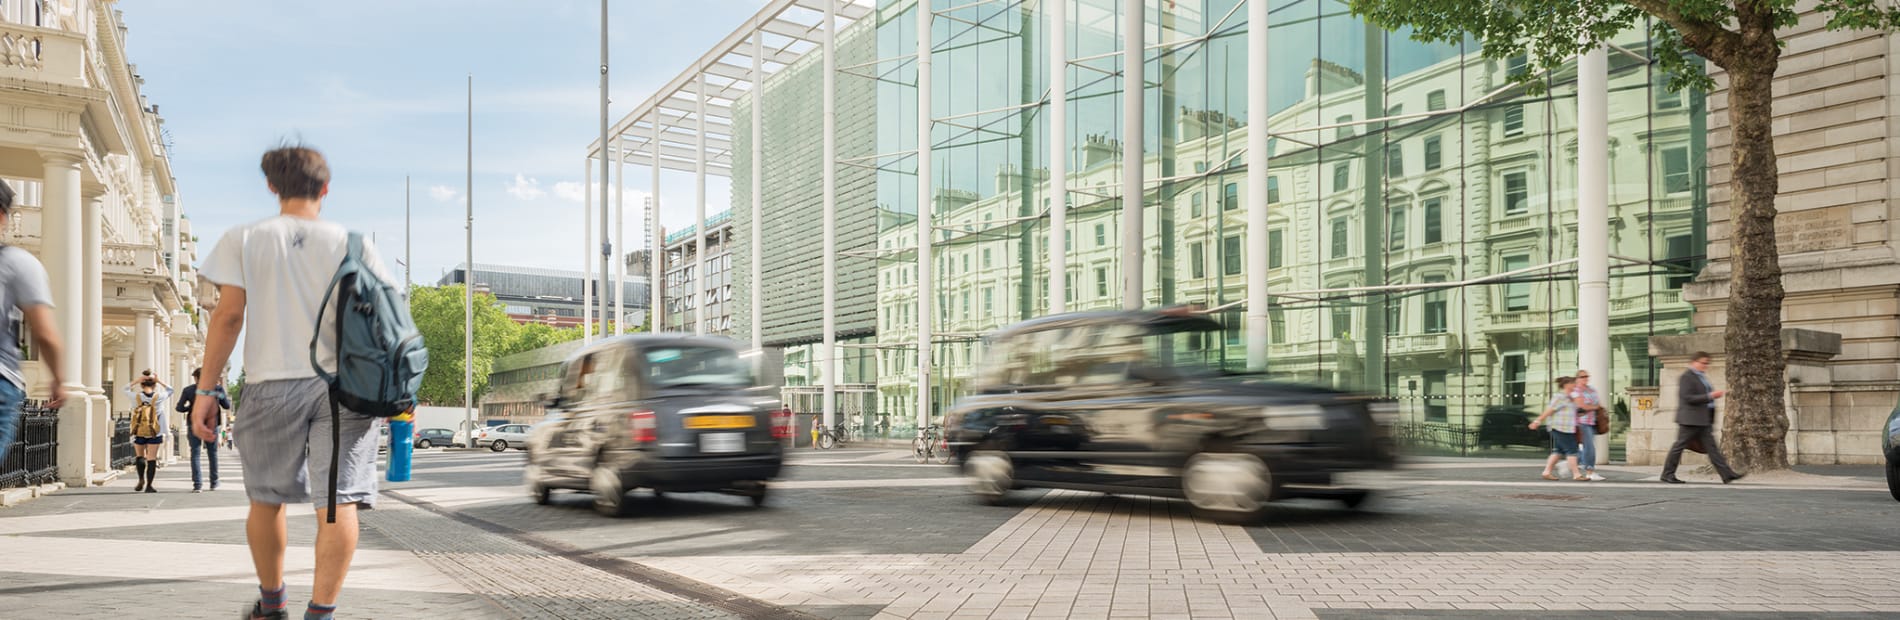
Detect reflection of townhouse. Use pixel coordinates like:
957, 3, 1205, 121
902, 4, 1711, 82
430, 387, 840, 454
1, 2, 205, 482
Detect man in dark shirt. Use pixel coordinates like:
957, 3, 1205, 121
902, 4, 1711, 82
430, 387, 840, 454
176, 367, 233, 492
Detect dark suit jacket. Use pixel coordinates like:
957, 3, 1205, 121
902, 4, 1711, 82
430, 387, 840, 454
175, 385, 232, 427
1676, 369, 1717, 426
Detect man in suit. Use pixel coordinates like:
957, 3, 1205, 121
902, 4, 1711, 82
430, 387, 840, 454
1661, 351, 1745, 484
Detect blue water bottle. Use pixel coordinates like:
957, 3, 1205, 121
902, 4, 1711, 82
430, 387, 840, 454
387, 410, 414, 482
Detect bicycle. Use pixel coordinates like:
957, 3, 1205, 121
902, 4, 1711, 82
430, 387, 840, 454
815, 423, 845, 450
912, 424, 951, 464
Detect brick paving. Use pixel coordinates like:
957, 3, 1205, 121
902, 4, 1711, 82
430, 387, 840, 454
5, 447, 1898, 618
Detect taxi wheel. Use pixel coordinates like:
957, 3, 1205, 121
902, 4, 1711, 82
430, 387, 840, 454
591, 465, 631, 518
1182, 451, 1273, 525
748, 483, 769, 508
525, 464, 552, 505
967, 450, 1013, 506
1339, 489, 1372, 510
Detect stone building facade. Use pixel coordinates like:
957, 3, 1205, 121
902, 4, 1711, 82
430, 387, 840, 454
1634, 5, 1900, 465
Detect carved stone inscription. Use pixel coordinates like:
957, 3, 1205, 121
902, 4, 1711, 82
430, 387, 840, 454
1775, 207, 1852, 254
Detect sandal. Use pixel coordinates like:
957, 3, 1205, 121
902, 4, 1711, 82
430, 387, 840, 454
1573, 476, 1590, 482
1541, 473, 1558, 481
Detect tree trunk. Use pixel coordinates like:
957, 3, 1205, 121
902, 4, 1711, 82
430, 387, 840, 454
1719, 54, 1789, 472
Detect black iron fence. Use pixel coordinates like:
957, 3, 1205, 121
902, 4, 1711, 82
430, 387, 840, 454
109, 416, 133, 470
0, 404, 59, 490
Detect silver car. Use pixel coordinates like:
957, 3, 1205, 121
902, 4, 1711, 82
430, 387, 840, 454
477, 424, 533, 452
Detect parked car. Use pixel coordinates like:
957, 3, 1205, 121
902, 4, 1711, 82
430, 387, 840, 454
945, 308, 1398, 523
476, 424, 534, 452
1476, 406, 1548, 450
1884, 400, 1899, 502
524, 335, 786, 517
414, 428, 455, 449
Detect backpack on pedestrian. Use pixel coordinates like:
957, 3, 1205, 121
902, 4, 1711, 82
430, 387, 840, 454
309, 232, 429, 521
131, 400, 160, 438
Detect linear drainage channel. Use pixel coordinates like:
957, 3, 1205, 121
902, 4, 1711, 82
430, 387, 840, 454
378, 490, 817, 620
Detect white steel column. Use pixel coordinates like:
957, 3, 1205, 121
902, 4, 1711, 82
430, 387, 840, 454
1245, 0, 1270, 371
821, 0, 838, 430
916, 0, 934, 429
1048, 0, 1067, 315
751, 31, 765, 350
650, 117, 664, 333
583, 158, 595, 343
1578, 45, 1610, 465
615, 140, 627, 334
695, 71, 709, 336
1119, 0, 1145, 310
42, 153, 90, 482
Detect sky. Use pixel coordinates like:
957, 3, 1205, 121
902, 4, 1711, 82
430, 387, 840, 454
119, 0, 755, 287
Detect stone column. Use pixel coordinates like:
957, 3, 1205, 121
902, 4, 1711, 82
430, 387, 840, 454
43, 152, 94, 484
81, 191, 107, 472
133, 309, 155, 391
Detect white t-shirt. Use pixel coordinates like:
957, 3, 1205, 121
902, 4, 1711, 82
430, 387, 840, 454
199, 215, 395, 383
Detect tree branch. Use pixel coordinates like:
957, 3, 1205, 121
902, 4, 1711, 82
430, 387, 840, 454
1624, 0, 1745, 65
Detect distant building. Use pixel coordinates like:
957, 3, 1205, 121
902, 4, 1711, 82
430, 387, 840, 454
480, 338, 584, 422
660, 211, 735, 335
438, 263, 648, 329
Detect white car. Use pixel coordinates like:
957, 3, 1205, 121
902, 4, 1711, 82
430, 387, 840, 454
476, 423, 533, 452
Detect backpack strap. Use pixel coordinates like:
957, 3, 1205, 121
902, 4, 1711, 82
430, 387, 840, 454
308, 232, 365, 385
325, 232, 363, 525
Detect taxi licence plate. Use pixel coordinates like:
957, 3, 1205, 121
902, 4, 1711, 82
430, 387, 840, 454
684, 415, 755, 430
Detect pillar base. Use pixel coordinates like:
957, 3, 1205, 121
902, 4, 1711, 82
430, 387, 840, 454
86, 393, 108, 472
54, 392, 94, 485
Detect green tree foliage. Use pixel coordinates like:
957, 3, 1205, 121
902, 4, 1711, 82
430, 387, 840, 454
1346, 0, 1900, 471
407, 285, 604, 405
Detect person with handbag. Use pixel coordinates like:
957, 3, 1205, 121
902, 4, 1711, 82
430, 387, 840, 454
1569, 369, 1608, 481
1529, 377, 1588, 481
1661, 352, 1745, 484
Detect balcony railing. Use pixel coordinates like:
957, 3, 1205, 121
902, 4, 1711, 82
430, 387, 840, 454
102, 242, 162, 276
1387, 332, 1459, 355
3, 204, 40, 246
0, 20, 84, 86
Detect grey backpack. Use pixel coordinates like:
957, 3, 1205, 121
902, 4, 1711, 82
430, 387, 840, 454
310, 232, 428, 520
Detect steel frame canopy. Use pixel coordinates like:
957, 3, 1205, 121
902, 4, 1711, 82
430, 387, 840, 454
586, 0, 876, 170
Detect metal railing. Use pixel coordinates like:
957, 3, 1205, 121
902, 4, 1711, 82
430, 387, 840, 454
109, 416, 134, 470
0, 405, 58, 490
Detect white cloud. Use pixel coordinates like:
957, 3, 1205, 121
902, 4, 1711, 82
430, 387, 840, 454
553, 181, 587, 203
428, 185, 459, 202
505, 174, 547, 201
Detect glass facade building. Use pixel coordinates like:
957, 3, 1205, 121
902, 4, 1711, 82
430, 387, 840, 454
639, 0, 1709, 454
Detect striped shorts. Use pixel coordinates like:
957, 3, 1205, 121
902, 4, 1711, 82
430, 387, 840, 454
235, 377, 381, 509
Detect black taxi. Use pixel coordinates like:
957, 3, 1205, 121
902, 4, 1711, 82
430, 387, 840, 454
946, 308, 1398, 522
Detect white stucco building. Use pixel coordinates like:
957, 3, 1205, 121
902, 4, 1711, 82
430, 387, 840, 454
1, 0, 204, 484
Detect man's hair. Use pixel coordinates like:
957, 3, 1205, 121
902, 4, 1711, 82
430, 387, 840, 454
0, 178, 13, 215
1556, 376, 1574, 389
192, 367, 201, 380
260, 144, 329, 200
1691, 351, 1712, 363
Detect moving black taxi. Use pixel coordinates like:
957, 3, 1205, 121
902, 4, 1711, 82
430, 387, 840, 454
524, 335, 788, 517
946, 308, 1399, 522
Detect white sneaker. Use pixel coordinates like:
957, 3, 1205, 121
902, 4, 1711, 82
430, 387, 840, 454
1587, 473, 1606, 481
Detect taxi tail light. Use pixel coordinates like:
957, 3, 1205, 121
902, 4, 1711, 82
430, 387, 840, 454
629, 410, 657, 443
771, 409, 793, 439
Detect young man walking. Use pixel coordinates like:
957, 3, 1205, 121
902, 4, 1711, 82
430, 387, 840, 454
194, 146, 395, 620
0, 179, 66, 463
176, 367, 232, 492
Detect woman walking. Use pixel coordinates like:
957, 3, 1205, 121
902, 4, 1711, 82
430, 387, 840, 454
1529, 376, 1587, 481
1569, 370, 1606, 481
124, 370, 174, 493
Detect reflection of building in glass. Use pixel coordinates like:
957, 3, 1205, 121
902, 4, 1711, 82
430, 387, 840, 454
841, 4, 1702, 445
438, 264, 648, 329
481, 339, 585, 423
661, 210, 737, 335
